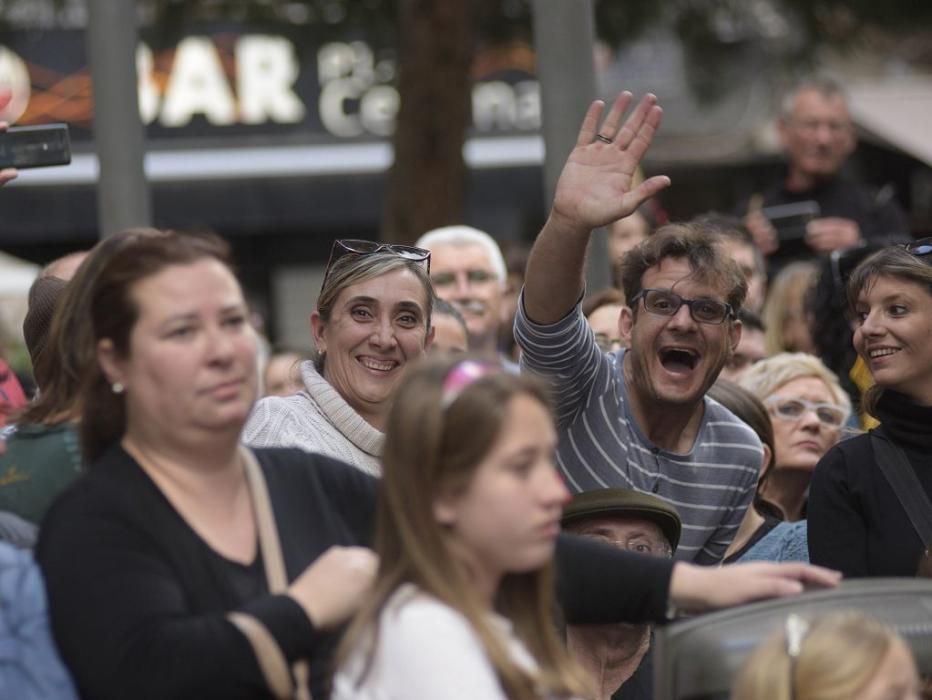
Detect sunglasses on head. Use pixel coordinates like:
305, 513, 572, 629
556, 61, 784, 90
905, 237, 932, 258
321, 239, 431, 289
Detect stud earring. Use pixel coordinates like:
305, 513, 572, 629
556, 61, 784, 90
112, 382, 124, 394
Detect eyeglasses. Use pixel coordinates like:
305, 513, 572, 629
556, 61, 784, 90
765, 395, 848, 428
905, 237, 932, 258
321, 239, 431, 289
581, 532, 673, 559
431, 269, 496, 287
629, 288, 735, 325
593, 333, 623, 353
440, 359, 500, 409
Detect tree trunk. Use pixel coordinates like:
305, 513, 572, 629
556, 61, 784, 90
381, 0, 473, 244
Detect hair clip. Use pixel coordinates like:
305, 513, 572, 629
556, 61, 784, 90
440, 360, 500, 409
784, 613, 810, 658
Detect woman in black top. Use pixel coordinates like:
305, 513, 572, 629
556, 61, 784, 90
809, 240, 932, 576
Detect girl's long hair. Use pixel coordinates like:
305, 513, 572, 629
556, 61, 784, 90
338, 354, 591, 699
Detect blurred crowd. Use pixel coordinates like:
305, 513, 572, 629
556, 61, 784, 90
0, 76, 927, 700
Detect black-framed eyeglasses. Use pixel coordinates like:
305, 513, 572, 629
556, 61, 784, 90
629, 288, 735, 325
905, 237, 932, 258
321, 239, 431, 289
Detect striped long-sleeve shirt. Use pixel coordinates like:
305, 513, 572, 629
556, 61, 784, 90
515, 296, 761, 565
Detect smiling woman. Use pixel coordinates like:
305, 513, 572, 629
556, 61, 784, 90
809, 241, 932, 577
243, 242, 435, 475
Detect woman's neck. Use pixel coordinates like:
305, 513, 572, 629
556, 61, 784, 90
760, 468, 811, 521
122, 433, 256, 564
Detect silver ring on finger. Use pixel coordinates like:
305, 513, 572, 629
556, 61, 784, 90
595, 133, 613, 144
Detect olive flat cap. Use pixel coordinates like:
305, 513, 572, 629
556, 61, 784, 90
561, 488, 682, 552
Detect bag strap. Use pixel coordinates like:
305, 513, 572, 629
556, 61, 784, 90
241, 446, 288, 592
238, 446, 312, 700
871, 432, 932, 547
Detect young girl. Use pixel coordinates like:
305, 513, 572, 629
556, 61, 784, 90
333, 356, 592, 699
732, 611, 919, 700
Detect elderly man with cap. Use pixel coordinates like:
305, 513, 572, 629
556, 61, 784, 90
563, 488, 681, 700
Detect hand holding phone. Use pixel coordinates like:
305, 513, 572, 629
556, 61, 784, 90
0, 123, 71, 170
760, 201, 821, 242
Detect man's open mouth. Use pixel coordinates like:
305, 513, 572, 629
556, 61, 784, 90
659, 347, 700, 373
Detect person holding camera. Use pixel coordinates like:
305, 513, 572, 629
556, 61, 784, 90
743, 76, 910, 273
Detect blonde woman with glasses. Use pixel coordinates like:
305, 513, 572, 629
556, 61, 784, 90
738, 353, 851, 523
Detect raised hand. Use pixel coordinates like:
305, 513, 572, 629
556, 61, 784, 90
551, 92, 670, 234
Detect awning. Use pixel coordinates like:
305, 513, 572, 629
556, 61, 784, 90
848, 76, 932, 168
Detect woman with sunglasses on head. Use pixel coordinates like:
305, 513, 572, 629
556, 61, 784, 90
244, 239, 434, 476
809, 240, 932, 577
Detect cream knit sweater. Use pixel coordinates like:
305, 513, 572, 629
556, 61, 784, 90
242, 361, 383, 476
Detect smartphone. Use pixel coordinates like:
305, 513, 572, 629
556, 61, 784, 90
0, 124, 72, 169
761, 200, 820, 241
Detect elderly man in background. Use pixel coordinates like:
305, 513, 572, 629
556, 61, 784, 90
415, 225, 509, 357
563, 488, 681, 700
744, 76, 910, 271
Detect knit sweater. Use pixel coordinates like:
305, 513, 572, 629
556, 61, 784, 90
243, 361, 383, 476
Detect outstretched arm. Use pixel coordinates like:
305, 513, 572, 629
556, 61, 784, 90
523, 92, 670, 325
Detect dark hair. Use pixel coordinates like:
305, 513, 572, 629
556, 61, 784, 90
692, 212, 766, 279
846, 245, 932, 413
737, 309, 766, 334
19, 229, 164, 427
809, 245, 883, 411
79, 231, 234, 462
582, 287, 624, 317
433, 298, 468, 336
707, 379, 776, 513
619, 222, 748, 314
